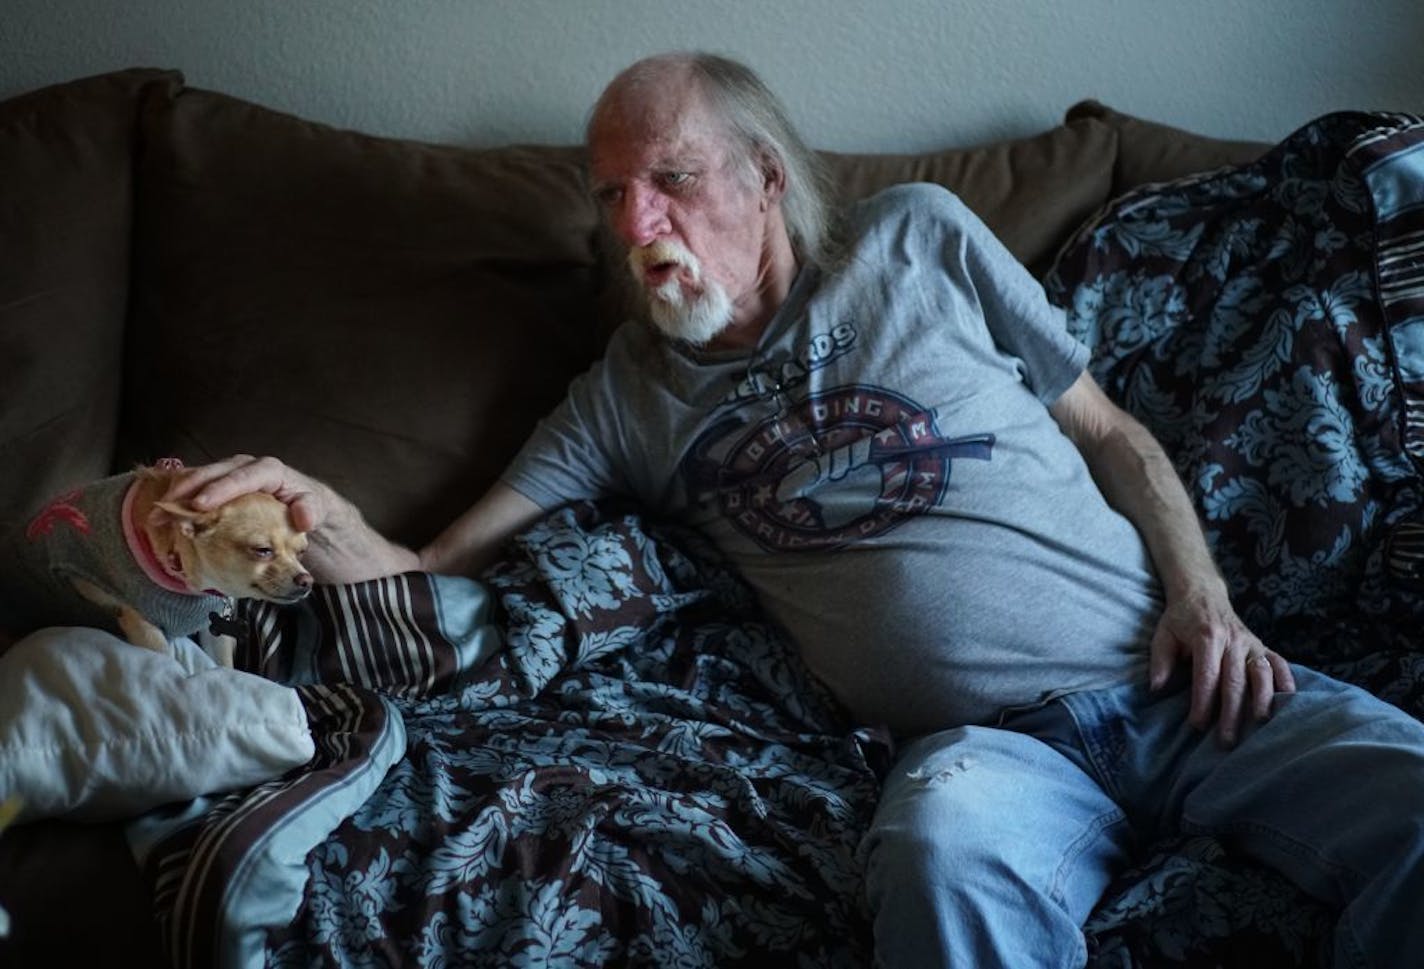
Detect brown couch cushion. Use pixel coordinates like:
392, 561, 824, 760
0, 68, 181, 523
822, 114, 1119, 275
1065, 100, 1270, 195
122, 87, 607, 548
0, 817, 162, 968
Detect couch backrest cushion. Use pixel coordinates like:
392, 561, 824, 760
823, 114, 1118, 276
122, 86, 608, 547
1064, 100, 1269, 196
0, 69, 181, 522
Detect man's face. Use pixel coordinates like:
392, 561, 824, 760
589, 79, 773, 346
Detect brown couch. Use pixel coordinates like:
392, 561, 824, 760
0, 68, 1267, 966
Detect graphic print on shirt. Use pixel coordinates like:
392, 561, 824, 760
682, 384, 994, 552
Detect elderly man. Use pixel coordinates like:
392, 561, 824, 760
178, 53, 1424, 968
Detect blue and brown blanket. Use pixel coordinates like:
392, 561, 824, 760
129, 109, 1424, 968
128, 503, 889, 969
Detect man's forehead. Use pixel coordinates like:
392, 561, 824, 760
589, 87, 728, 178
592, 130, 715, 175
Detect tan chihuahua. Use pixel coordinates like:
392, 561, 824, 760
0, 463, 312, 666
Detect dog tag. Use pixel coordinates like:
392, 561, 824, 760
208, 610, 247, 640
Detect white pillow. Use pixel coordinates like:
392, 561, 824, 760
0, 627, 314, 823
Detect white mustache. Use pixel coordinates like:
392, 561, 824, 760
627, 239, 702, 294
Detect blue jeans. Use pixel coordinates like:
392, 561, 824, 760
862, 665, 1424, 968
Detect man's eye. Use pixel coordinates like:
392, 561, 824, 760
594, 186, 623, 207
659, 171, 692, 189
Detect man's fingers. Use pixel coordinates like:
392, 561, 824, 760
1215, 649, 1248, 746
287, 494, 321, 533
1244, 650, 1296, 722
1248, 652, 1276, 721
157, 456, 322, 534
160, 454, 256, 504
191, 455, 291, 509
197, 456, 325, 533
1147, 624, 1179, 691
1188, 638, 1223, 731
1270, 653, 1297, 695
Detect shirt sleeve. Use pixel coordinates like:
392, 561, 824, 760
934, 188, 1088, 404
499, 353, 628, 510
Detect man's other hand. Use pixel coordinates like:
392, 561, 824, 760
1148, 589, 1296, 747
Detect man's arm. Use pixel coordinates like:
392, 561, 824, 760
419, 481, 544, 577
170, 456, 540, 583
1048, 372, 1296, 745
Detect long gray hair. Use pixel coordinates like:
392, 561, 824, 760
589, 52, 840, 271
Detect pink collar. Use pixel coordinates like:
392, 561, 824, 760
121, 480, 200, 596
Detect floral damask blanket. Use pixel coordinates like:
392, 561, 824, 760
128, 502, 888, 969
1047, 110, 1424, 966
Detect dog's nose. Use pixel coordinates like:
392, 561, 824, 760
295, 572, 313, 589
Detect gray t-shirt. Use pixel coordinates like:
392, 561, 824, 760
504, 184, 1161, 736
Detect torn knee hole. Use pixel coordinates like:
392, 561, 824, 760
906, 757, 975, 784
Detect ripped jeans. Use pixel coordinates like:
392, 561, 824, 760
861, 665, 1424, 969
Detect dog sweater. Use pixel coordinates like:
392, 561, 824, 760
0, 472, 227, 641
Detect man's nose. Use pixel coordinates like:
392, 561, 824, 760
614, 185, 670, 248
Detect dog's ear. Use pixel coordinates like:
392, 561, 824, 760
153, 500, 218, 537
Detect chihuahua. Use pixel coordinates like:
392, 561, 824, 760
0, 463, 312, 666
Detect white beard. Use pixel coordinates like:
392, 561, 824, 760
627, 240, 734, 346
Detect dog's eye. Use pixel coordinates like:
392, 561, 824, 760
251, 546, 275, 560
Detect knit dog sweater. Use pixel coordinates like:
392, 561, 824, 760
0, 472, 227, 641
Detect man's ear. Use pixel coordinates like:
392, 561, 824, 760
153, 500, 216, 537
760, 152, 787, 204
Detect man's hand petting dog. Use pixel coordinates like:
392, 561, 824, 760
160, 454, 332, 535
169, 455, 424, 585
